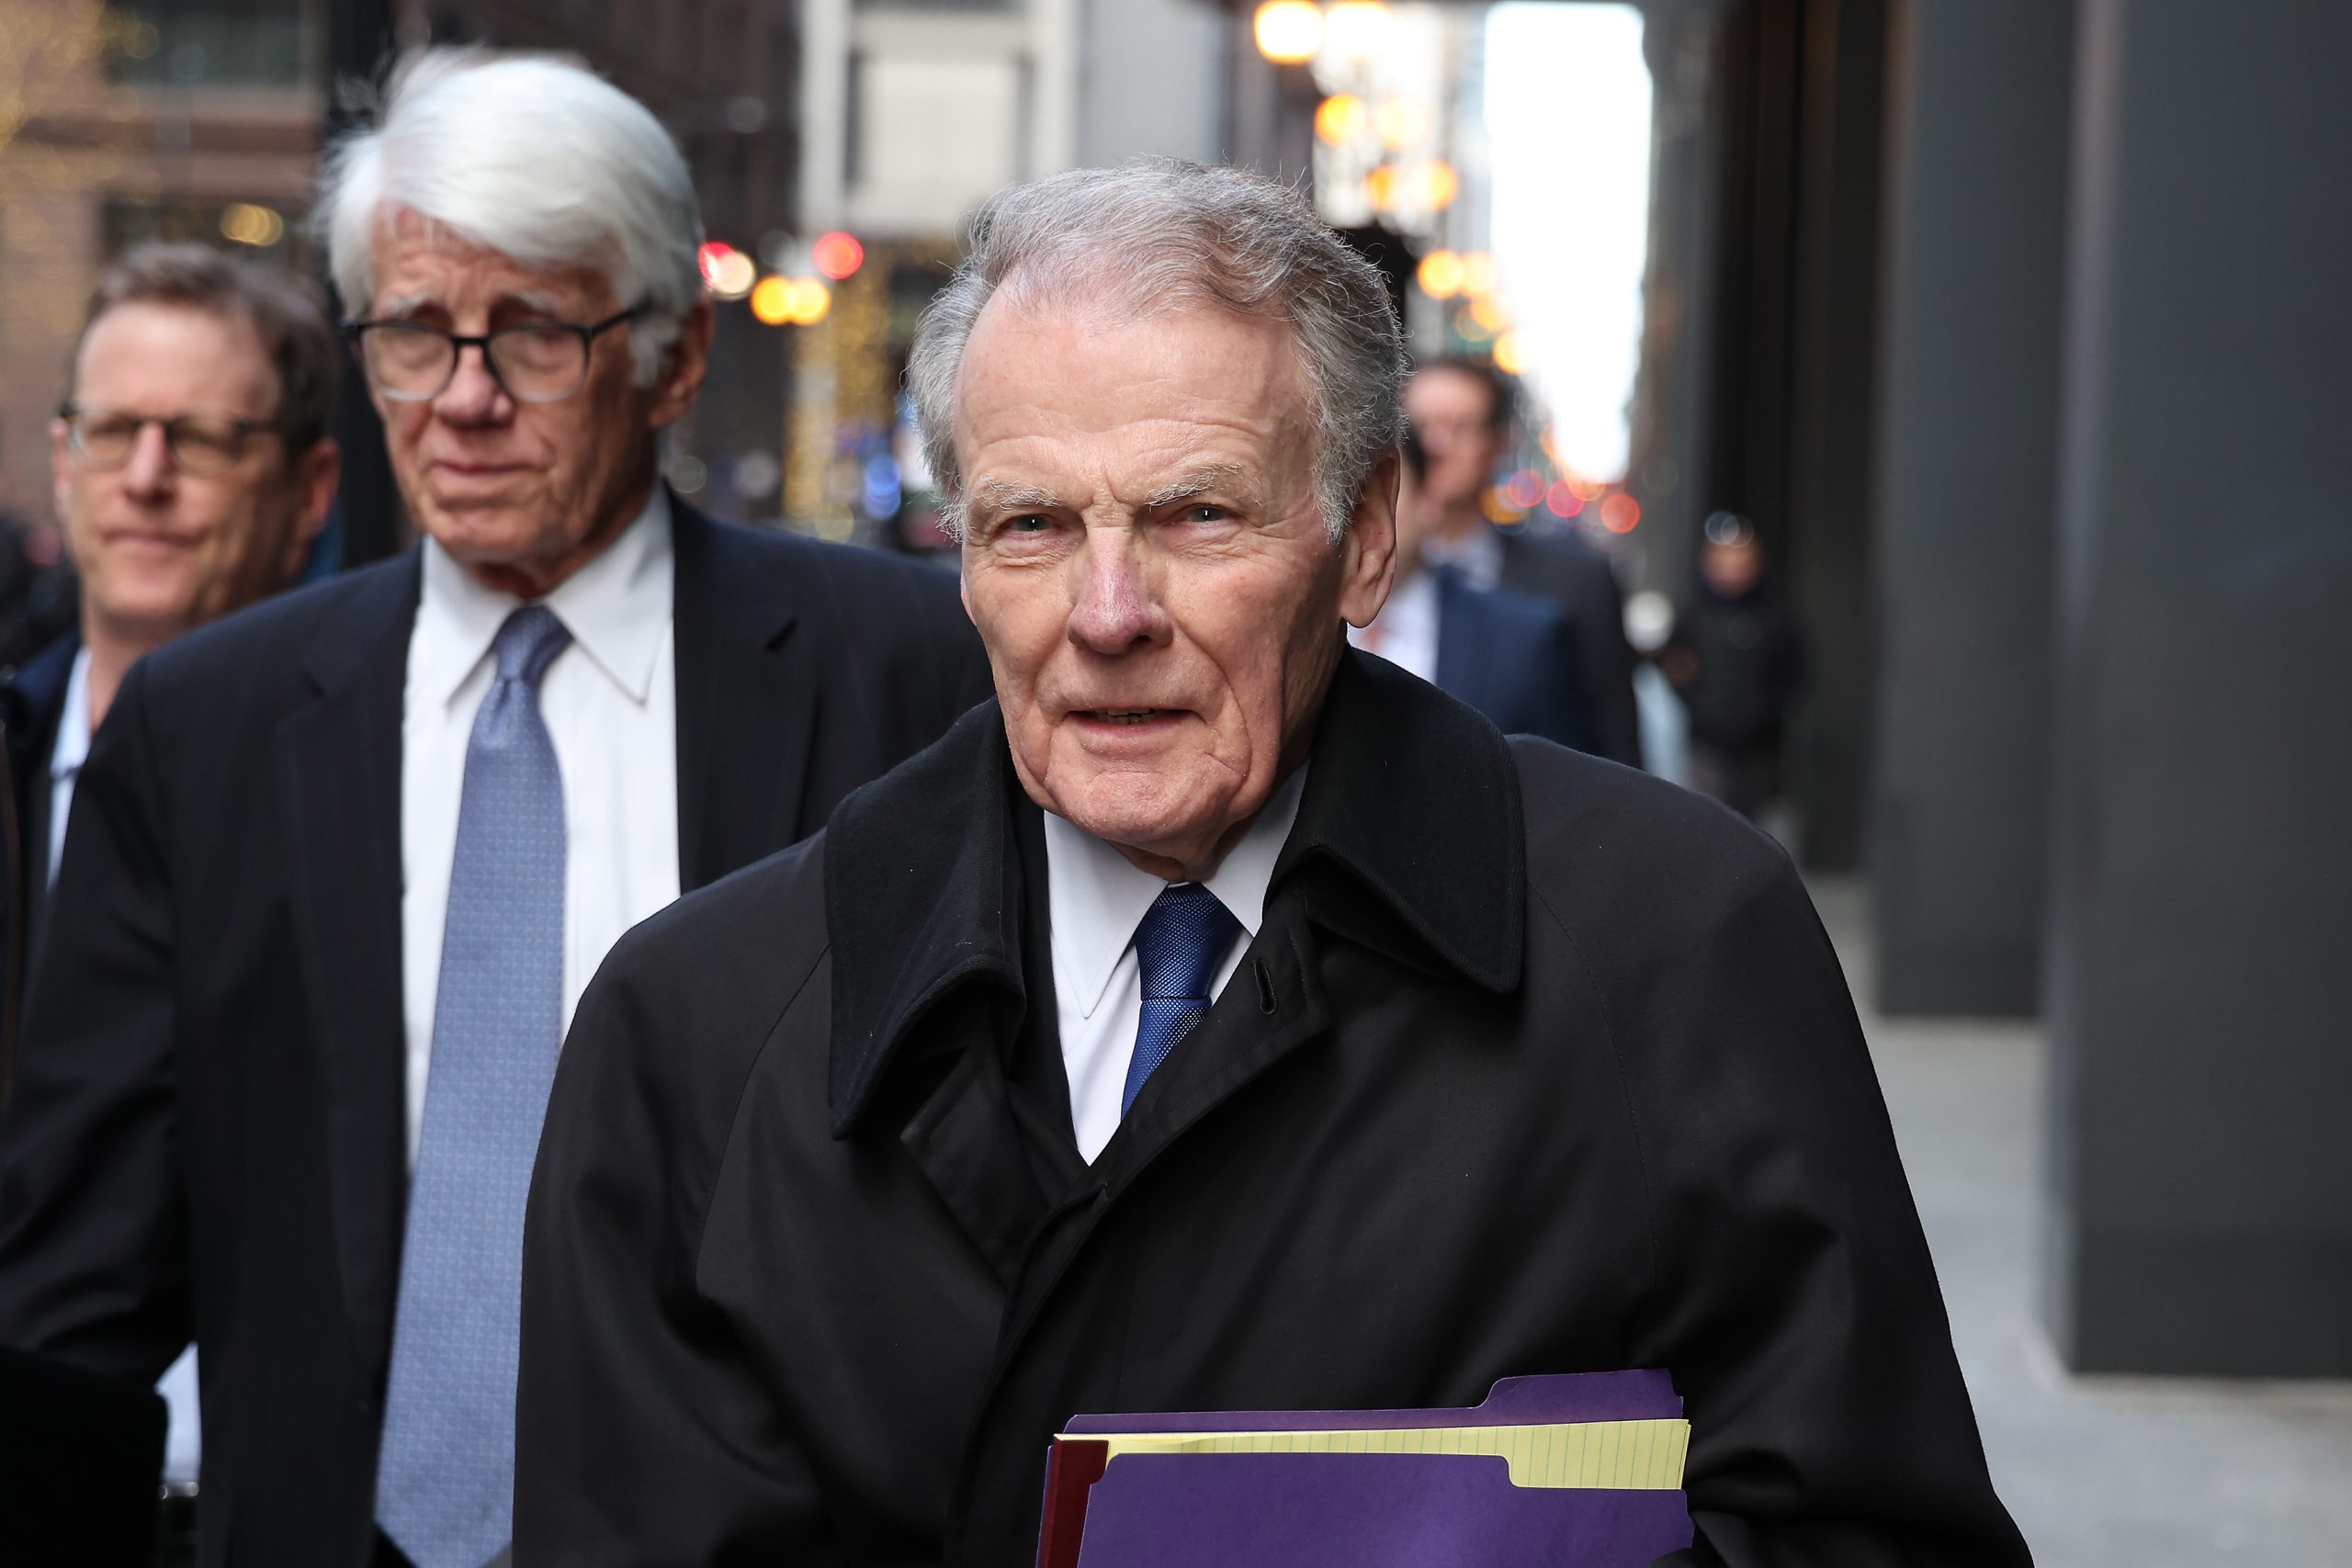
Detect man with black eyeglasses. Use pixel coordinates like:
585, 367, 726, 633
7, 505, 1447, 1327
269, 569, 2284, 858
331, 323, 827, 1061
0, 240, 337, 1562
11, 241, 339, 1034
0, 49, 989, 1568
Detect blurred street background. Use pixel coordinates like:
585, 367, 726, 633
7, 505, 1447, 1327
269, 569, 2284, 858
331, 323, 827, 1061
0, 0, 2344, 1558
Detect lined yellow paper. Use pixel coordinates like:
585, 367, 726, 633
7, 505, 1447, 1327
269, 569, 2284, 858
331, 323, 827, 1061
1057, 1419, 1690, 1491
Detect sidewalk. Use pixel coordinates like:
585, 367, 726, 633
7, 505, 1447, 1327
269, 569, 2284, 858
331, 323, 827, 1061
1813, 877, 2352, 1567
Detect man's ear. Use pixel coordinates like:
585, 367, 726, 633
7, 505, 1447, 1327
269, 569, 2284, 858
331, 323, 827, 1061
648, 300, 716, 430
1338, 446, 1402, 629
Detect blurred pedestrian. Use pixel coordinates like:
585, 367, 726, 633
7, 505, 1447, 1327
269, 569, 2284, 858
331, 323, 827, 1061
1349, 427, 1595, 749
1661, 512, 1805, 821
0, 243, 343, 1561
1406, 355, 1645, 767
0, 460, 77, 678
4, 243, 339, 1038
0, 49, 989, 1568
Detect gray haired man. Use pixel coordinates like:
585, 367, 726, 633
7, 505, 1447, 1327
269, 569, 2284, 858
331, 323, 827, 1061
0, 49, 987, 1568
516, 162, 2025, 1567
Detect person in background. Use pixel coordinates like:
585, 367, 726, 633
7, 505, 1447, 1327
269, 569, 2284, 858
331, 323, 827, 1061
0, 457, 78, 679
4, 244, 340, 1032
0, 240, 338, 1563
1661, 511, 1806, 822
0, 50, 989, 1568
1348, 427, 1595, 750
1404, 355, 1644, 768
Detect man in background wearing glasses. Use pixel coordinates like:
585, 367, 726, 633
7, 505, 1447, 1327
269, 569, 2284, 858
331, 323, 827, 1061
0, 240, 336, 1558
10, 241, 339, 1030
0, 48, 988, 1568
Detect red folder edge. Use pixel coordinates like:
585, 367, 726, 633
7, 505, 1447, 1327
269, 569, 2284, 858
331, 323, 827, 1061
1036, 1438, 1110, 1568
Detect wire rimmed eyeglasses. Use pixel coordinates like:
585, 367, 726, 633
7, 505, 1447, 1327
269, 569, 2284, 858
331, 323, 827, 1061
56, 405, 283, 477
344, 305, 648, 404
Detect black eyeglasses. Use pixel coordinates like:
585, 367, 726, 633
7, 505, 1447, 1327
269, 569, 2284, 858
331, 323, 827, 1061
344, 305, 648, 404
57, 405, 280, 477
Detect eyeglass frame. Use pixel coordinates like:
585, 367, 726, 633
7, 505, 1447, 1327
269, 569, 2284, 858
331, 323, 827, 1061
54, 404, 288, 478
342, 304, 650, 405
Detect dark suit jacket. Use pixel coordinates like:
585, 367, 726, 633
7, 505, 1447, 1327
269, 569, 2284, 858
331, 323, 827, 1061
514, 650, 2027, 1568
1496, 527, 1645, 768
0, 631, 77, 1086
0, 502, 993, 1568
1430, 568, 1597, 752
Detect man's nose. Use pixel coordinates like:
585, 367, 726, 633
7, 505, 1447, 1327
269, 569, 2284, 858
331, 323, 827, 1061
432, 343, 513, 423
120, 421, 176, 498
1067, 531, 1170, 655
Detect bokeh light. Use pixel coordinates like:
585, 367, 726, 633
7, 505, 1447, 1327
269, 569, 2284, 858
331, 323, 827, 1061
1413, 159, 1460, 210
1316, 94, 1368, 145
219, 203, 284, 247
1600, 492, 1642, 533
750, 276, 794, 326
1253, 1, 1322, 64
1492, 330, 1527, 376
782, 277, 832, 324
1376, 98, 1430, 151
811, 231, 865, 281
698, 242, 757, 299
1418, 249, 1466, 299
1323, 2, 1392, 61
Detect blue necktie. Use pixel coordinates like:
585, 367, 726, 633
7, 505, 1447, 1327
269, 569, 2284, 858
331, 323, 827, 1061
378, 605, 571, 1568
1122, 883, 1241, 1116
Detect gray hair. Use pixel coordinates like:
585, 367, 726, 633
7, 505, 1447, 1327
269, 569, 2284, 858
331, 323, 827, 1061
907, 161, 1407, 544
314, 48, 702, 385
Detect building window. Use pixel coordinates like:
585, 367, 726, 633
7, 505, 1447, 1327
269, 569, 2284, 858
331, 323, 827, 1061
110, 2, 313, 91
104, 198, 314, 273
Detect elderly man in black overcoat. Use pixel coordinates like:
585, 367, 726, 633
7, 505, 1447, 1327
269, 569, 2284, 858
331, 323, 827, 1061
515, 162, 2030, 1568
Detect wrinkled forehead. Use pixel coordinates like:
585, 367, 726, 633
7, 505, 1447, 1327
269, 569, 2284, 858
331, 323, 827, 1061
954, 293, 1317, 492
367, 205, 616, 314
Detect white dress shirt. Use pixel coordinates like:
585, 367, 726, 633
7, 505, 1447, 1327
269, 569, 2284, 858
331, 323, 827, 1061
1043, 765, 1308, 1162
46, 646, 92, 884
1347, 567, 1440, 682
400, 488, 681, 1167
44, 645, 203, 1483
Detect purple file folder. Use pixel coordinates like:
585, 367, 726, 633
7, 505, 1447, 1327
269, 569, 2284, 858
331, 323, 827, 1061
1039, 1372, 1693, 1568
1060, 1369, 1683, 1435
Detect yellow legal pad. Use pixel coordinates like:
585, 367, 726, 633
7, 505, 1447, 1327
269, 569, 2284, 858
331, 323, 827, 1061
1056, 1418, 1690, 1491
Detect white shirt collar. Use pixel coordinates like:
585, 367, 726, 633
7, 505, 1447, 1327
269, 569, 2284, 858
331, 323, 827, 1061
50, 645, 93, 784
1421, 525, 1505, 592
1043, 762, 1310, 1024
411, 485, 673, 710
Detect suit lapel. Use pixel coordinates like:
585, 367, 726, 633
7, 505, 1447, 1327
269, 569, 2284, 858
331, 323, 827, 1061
277, 555, 419, 1378
670, 501, 815, 889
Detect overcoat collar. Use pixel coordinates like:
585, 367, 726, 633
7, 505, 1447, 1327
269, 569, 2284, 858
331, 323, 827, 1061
824, 647, 1526, 1137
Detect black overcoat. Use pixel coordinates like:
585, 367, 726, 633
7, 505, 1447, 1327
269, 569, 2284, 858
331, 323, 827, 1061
515, 650, 2029, 1568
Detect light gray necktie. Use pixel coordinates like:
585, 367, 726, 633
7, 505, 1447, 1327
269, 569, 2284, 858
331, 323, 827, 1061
377, 605, 571, 1568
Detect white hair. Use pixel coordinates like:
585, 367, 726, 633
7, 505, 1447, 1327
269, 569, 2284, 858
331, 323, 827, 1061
907, 161, 1407, 544
315, 48, 702, 384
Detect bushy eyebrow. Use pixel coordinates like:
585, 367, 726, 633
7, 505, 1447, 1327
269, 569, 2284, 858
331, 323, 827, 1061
1143, 464, 1254, 509
371, 288, 569, 320
973, 480, 1063, 513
